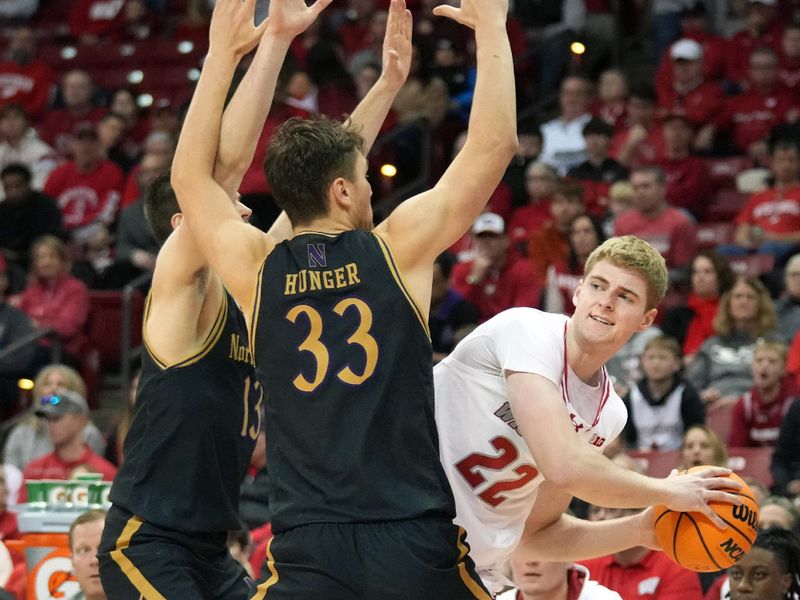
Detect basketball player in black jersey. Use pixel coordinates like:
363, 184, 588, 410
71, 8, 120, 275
172, 0, 517, 597
96, 0, 413, 597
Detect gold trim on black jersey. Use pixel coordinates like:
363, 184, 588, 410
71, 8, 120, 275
110, 515, 167, 600
142, 289, 229, 370
249, 259, 267, 365
455, 527, 493, 600
372, 232, 431, 338
251, 538, 280, 599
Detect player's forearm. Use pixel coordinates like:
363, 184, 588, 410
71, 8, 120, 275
215, 33, 294, 196
350, 77, 402, 154
464, 22, 517, 159
519, 513, 648, 562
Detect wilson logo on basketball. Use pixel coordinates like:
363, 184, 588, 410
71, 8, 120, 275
719, 538, 746, 562
731, 503, 759, 532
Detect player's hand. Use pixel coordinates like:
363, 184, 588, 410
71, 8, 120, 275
432, 0, 508, 30
381, 0, 413, 91
264, 0, 332, 41
662, 467, 743, 530
209, 0, 269, 59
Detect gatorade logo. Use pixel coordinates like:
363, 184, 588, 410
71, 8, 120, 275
32, 549, 80, 599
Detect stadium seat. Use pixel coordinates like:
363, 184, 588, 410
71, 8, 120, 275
704, 156, 754, 189
696, 222, 735, 249
706, 403, 734, 444
706, 189, 748, 222
727, 446, 773, 487
728, 253, 776, 277
629, 449, 681, 477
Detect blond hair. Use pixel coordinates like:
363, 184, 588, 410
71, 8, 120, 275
33, 364, 87, 399
583, 236, 668, 309
753, 339, 788, 363
644, 335, 682, 358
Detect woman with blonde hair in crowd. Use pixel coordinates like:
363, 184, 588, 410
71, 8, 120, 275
2, 363, 104, 471
679, 424, 728, 470
687, 275, 779, 411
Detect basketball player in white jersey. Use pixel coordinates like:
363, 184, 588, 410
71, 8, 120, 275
434, 235, 742, 593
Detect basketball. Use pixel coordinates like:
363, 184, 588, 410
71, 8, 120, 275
652, 466, 759, 572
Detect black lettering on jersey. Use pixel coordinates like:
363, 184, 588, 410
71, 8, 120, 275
308, 243, 327, 268
494, 402, 522, 437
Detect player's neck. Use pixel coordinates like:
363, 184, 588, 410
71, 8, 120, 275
294, 209, 364, 236
565, 326, 606, 385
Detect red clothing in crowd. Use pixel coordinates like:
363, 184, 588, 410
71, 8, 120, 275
15, 273, 89, 357
44, 159, 124, 230
717, 88, 794, 152
656, 32, 727, 97
528, 222, 570, 284
610, 126, 666, 167
549, 262, 582, 316
779, 55, 800, 95
735, 185, 800, 236
613, 207, 698, 268
20, 447, 117, 501
580, 551, 704, 600
451, 256, 541, 322
657, 81, 725, 129
69, 0, 128, 40
683, 294, 720, 357
728, 382, 796, 447
725, 23, 784, 84
591, 100, 627, 130
0, 60, 54, 120
507, 200, 551, 250
37, 107, 106, 158
658, 155, 713, 221
0, 510, 19, 541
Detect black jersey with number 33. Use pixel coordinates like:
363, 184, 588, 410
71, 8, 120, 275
253, 230, 455, 533
110, 290, 261, 533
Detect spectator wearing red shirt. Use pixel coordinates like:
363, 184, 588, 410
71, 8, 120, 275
13, 235, 89, 360
656, 112, 712, 221
568, 117, 629, 217
580, 506, 703, 600
725, 0, 784, 86
21, 389, 116, 495
0, 469, 18, 542
715, 48, 796, 161
44, 122, 124, 238
119, 130, 175, 210
729, 140, 800, 262
611, 84, 666, 168
614, 166, 698, 272
528, 181, 587, 285
507, 162, 557, 252
69, 0, 151, 46
729, 340, 796, 447
779, 23, 800, 95
657, 39, 724, 137
451, 213, 542, 322
0, 26, 54, 121
38, 70, 105, 158
591, 69, 628, 130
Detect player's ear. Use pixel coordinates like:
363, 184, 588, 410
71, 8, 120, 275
170, 213, 183, 230
330, 176, 351, 210
638, 308, 657, 330
572, 278, 583, 307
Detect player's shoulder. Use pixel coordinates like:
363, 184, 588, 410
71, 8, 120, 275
495, 588, 517, 600
482, 307, 567, 334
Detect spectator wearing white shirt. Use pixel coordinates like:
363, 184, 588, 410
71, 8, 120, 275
540, 76, 592, 175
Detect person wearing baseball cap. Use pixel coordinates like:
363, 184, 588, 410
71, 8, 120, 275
451, 213, 541, 322
657, 38, 723, 131
20, 388, 116, 493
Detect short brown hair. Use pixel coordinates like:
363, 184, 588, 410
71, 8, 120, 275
68, 509, 106, 550
644, 335, 682, 358
264, 117, 365, 226
583, 236, 668, 310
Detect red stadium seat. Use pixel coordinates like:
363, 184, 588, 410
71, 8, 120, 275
704, 156, 754, 189
727, 446, 773, 487
728, 254, 776, 277
629, 450, 681, 477
706, 403, 734, 443
706, 189, 748, 222
696, 222, 735, 249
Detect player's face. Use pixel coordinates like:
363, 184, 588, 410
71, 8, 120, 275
509, 556, 569, 596
351, 152, 373, 230
572, 260, 656, 349
728, 547, 791, 600
752, 348, 785, 390
71, 519, 105, 598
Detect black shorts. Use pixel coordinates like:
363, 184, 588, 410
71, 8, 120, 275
250, 518, 491, 600
98, 505, 252, 600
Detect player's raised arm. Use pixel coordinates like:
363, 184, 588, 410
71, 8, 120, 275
375, 0, 518, 272
172, 0, 329, 309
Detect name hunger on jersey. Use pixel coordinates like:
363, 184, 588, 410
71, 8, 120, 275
228, 334, 255, 366
284, 263, 361, 296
